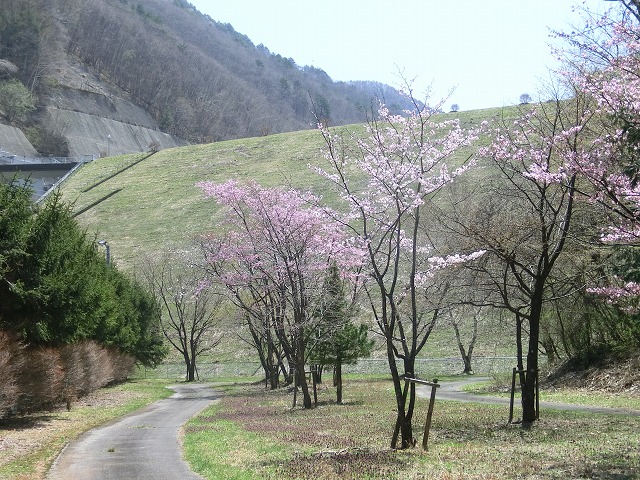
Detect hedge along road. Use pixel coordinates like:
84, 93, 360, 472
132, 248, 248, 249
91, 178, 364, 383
46, 383, 218, 480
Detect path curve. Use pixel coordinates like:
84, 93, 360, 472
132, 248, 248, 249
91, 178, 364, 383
47, 383, 218, 480
418, 377, 640, 416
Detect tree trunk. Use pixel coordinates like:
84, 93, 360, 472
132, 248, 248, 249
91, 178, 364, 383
522, 287, 543, 425
522, 331, 540, 425
247, 320, 271, 388
335, 361, 343, 404
294, 333, 312, 408
265, 339, 279, 389
269, 364, 279, 390
388, 346, 415, 448
312, 364, 323, 384
186, 359, 195, 382
461, 354, 472, 375
299, 374, 312, 408
391, 383, 415, 449
452, 321, 473, 374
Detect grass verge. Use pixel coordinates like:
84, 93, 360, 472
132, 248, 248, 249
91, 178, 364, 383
0, 379, 173, 480
465, 378, 640, 410
184, 376, 640, 479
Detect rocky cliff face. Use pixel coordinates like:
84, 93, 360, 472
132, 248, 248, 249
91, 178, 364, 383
1, 52, 187, 158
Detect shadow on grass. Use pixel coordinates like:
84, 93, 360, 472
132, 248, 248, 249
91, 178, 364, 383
0, 412, 61, 431
546, 452, 638, 480
269, 448, 407, 479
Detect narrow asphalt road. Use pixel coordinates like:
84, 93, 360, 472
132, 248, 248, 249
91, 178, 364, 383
419, 377, 640, 416
47, 383, 218, 480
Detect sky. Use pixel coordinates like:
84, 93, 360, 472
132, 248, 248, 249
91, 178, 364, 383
188, 0, 610, 111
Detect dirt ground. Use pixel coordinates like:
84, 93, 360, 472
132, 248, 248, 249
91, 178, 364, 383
544, 356, 640, 393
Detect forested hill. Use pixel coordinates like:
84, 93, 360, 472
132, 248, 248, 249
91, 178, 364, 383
0, 0, 415, 154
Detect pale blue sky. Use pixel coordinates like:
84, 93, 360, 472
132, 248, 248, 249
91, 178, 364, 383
188, 0, 609, 111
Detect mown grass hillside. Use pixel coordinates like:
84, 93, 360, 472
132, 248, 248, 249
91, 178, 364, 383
60, 106, 511, 268
61, 129, 328, 267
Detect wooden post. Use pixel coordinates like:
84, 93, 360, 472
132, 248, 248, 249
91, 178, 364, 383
422, 382, 438, 451
509, 367, 517, 424
396, 377, 440, 451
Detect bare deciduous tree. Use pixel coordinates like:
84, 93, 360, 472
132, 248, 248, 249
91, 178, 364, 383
519, 93, 532, 104
140, 253, 222, 381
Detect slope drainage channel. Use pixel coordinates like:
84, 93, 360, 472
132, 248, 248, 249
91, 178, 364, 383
82, 151, 156, 193
73, 189, 122, 217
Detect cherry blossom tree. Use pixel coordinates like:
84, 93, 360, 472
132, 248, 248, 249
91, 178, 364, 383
467, 93, 596, 425
441, 3, 640, 424
315, 88, 484, 448
554, 2, 640, 308
198, 180, 362, 408
200, 231, 291, 390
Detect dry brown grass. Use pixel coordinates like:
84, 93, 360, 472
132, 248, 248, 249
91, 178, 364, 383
0, 332, 137, 420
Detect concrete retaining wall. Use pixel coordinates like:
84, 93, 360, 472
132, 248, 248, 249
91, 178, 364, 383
43, 107, 188, 157
0, 124, 38, 157
0, 86, 188, 159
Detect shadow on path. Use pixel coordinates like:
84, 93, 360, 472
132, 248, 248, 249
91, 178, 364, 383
47, 383, 218, 480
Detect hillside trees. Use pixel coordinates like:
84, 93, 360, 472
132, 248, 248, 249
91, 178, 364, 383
423, 2, 640, 424
64, 0, 288, 141
0, 79, 36, 123
447, 91, 600, 425
555, 2, 640, 310
57, 0, 415, 142
198, 180, 363, 408
0, 0, 44, 87
316, 89, 484, 448
1, 0, 417, 146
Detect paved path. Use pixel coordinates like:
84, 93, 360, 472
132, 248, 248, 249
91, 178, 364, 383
47, 383, 218, 480
419, 377, 640, 416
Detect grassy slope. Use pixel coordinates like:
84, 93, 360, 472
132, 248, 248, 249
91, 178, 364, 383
61, 129, 330, 268
60, 106, 510, 268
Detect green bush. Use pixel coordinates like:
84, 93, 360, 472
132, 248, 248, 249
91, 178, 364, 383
0, 79, 36, 123
25, 126, 70, 157
0, 181, 167, 366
